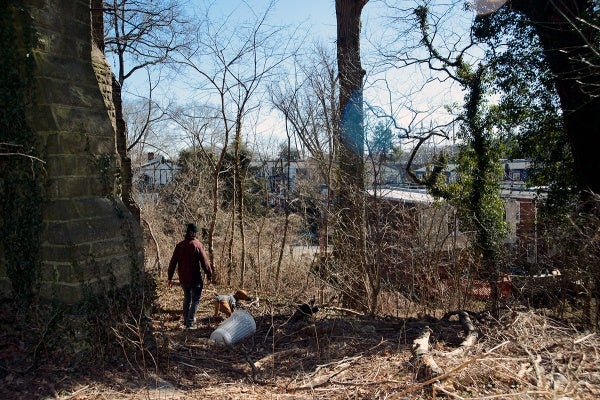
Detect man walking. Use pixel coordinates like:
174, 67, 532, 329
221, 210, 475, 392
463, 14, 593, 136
168, 223, 213, 329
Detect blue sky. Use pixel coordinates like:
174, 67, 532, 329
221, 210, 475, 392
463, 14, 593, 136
122, 1, 475, 158
270, 0, 337, 39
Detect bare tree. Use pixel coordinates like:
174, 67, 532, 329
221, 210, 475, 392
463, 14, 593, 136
335, 0, 370, 312
102, 0, 191, 150
175, 1, 294, 285
103, 0, 190, 85
96, 0, 191, 220
270, 43, 340, 299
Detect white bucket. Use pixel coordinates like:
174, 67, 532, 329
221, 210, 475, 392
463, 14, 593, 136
210, 310, 256, 347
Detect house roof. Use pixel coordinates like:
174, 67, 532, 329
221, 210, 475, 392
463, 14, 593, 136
140, 157, 178, 170
367, 187, 435, 204
371, 185, 544, 204
502, 159, 530, 170
414, 163, 458, 175
414, 159, 531, 174
501, 186, 545, 200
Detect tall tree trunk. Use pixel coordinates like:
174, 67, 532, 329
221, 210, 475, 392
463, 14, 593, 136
335, 0, 369, 311
510, 0, 600, 325
234, 117, 247, 287
227, 198, 236, 287
208, 162, 222, 280
275, 133, 293, 292
112, 77, 140, 221
511, 0, 600, 196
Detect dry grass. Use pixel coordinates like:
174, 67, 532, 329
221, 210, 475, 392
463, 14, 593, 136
6, 285, 592, 400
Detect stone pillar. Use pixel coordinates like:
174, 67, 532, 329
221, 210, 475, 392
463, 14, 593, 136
1, 0, 144, 303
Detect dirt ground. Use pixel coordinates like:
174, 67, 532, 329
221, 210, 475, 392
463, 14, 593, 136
1, 284, 599, 399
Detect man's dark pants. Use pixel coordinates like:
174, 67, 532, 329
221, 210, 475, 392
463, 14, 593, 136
182, 283, 203, 327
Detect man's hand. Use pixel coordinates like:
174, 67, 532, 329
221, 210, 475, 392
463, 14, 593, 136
167, 279, 173, 288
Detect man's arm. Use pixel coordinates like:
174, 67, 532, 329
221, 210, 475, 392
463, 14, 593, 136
167, 245, 178, 287
198, 243, 213, 282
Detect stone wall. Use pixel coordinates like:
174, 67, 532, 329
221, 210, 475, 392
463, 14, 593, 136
0, 0, 144, 303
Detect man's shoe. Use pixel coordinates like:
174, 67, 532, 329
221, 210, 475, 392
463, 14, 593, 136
185, 324, 198, 330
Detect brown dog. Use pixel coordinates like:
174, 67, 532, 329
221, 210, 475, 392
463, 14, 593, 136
212, 290, 252, 320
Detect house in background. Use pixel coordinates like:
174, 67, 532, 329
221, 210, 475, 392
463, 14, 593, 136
365, 162, 405, 186
503, 159, 530, 183
502, 187, 545, 266
412, 159, 531, 186
249, 159, 310, 207
136, 152, 181, 190
413, 162, 459, 184
498, 159, 550, 266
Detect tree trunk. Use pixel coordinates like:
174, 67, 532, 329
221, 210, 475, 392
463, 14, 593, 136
335, 0, 369, 311
112, 76, 140, 221
234, 118, 247, 287
511, 0, 600, 196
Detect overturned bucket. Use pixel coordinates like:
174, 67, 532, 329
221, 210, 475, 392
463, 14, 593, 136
210, 310, 256, 347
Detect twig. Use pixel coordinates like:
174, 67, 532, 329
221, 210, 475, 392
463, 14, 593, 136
472, 390, 552, 399
574, 332, 595, 344
327, 306, 364, 316
313, 355, 362, 372
291, 363, 353, 390
0, 152, 46, 164
55, 385, 91, 399
290, 356, 362, 391
329, 378, 405, 386
254, 347, 305, 370
433, 383, 465, 399
177, 360, 200, 368
520, 344, 544, 388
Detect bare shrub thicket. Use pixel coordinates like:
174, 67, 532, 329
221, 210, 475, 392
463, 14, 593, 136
529, 195, 600, 328
368, 197, 480, 319
137, 171, 335, 305
137, 151, 600, 330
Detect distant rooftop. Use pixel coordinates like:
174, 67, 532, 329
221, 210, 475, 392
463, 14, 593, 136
367, 187, 434, 204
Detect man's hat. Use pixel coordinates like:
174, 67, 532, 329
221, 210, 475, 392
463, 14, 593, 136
186, 223, 199, 233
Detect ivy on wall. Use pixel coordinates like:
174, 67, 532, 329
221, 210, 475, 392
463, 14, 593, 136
0, 2, 45, 305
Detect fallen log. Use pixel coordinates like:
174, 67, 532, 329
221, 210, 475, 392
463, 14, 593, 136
393, 340, 510, 399
411, 326, 444, 381
446, 311, 479, 356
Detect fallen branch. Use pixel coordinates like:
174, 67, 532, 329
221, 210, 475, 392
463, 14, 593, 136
55, 385, 91, 400
254, 347, 306, 370
291, 363, 352, 390
520, 344, 544, 388
574, 332, 595, 344
411, 326, 444, 381
473, 390, 553, 399
446, 311, 479, 356
326, 306, 364, 316
433, 383, 465, 399
290, 356, 362, 390
392, 340, 510, 399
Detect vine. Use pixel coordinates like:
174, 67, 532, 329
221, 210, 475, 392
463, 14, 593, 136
0, 2, 45, 306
